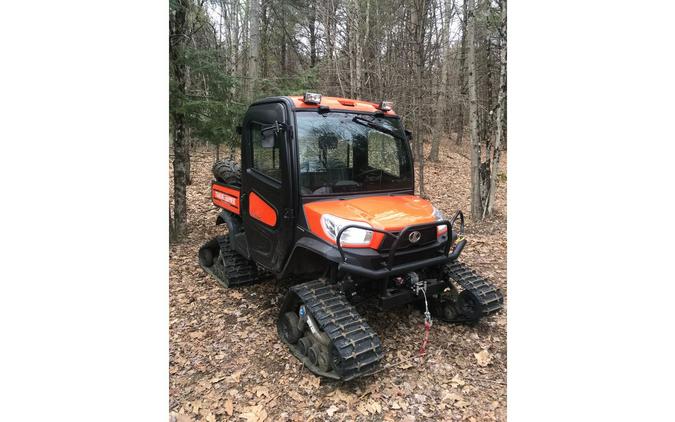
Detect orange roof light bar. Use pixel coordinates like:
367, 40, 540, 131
290, 96, 397, 115
303, 92, 322, 104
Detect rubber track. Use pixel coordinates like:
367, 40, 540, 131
291, 280, 384, 381
204, 235, 265, 288
446, 261, 504, 316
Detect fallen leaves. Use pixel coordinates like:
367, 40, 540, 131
169, 145, 507, 422
474, 349, 493, 367
189, 331, 205, 339
451, 374, 466, 387
442, 391, 469, 408
240, 405, 267, 422
228, 369, 243, 382
327, 389, 355, 405
224, 399, 233, 416
209, 375, 226, 384
254, 385, 270, 399
326, 405, 339, 417
365, 400, 383, 414
287, 390, 303, 402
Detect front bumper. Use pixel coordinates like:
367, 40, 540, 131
336, 211, 467, 279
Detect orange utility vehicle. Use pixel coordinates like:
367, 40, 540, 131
199, 93, 503, 380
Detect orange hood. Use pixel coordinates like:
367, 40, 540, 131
303, 195, 439, 247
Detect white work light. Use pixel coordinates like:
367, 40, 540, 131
378, 101, 393, 111
303, 92, 322, 104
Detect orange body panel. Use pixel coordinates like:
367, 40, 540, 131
212, 184, 240, 215
304, 195, 440, 248
249, 192, 278, 227
290, 96, 398, 116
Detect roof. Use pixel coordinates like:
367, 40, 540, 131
287, 95, 398, 116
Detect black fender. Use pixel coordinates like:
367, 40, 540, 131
215, 210, 251, 260
216, 210, 242, 232
278, 236, 342, 279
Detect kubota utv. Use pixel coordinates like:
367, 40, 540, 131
198, 93, 503, 381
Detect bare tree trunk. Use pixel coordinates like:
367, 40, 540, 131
280, 0, 287, 73
412, 0, 428, 197
486, 0, 506, 217
261, 1, 269, 76
467, 0, 482, 219
170, 0, 189, 239
430, 0, 451, 162
185, 129, 192, 185
347, 0, 357, 98
454, 0, 468, 145
234, 0, 242, 75
309, 0, 317, 67
169, 207, 176, 242
184, 58, 193, 187
248, 0, 260, 100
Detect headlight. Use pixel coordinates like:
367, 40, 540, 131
433, 207, 448, 236
320, 214, 373, 246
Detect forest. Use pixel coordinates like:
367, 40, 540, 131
169, 1, 508, 419
169, 0, 507, 239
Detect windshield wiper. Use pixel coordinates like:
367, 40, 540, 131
352, 116, 405, 141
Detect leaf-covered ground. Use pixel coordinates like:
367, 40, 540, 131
170, 141, 507, 421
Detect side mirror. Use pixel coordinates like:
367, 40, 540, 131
261, 131, 276, 148
259, 121, 289, 148
405, 129, 413, 141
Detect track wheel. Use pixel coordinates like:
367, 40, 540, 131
198, 238, 219, 267
279, 312, 302, 344
429, 296, 459, 322
457, 290, 482, 323
298, 336, 313, 356
308, 344, 330, 372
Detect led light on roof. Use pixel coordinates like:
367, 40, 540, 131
378, 101, 393, 111
303, 92, 322, 105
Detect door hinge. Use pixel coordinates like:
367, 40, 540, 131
282, 209, 295, 220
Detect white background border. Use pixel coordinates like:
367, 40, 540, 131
1, 0, 674, 420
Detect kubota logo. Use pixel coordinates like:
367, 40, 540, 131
408, 231, 421, 243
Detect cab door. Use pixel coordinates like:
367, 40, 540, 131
240, 101, 295, 272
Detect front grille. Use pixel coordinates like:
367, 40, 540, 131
379, 226, 437, 251
370, 242, 445, 269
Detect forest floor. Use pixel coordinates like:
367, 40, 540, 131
169, 140, 507, 422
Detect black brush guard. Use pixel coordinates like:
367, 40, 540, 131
336, 210, 467, 279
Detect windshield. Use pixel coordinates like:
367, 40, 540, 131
296, 112, 413, 195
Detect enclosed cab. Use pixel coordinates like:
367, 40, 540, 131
211, 95, 459, 284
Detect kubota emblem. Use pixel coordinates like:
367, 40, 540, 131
408, 231, 422, 243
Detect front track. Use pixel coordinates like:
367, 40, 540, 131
278, 280, 384, 381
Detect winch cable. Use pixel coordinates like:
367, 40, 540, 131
418, 287, 433, 357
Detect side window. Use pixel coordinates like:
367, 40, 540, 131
250, 122, 281, 181
367, 131, 401, 177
